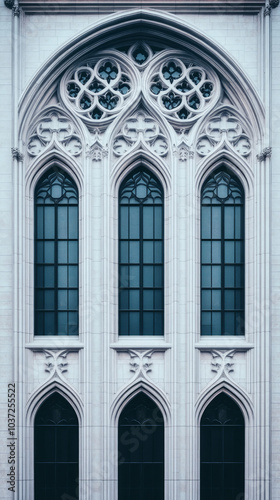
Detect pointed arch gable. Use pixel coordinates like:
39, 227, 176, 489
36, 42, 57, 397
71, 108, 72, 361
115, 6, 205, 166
195, 150, 254, 197
195, 379, 253, 426
19, 10, 264, 141
111, 378, 171, 425
26, 379, 83, 426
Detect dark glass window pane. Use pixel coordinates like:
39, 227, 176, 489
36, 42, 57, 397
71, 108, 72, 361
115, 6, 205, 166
44, 266, 54, 288
200, 394, 244, 500
44, 241, 55, 264
119, 169, 163, 336
57, 206, 68, 239
44, 207, 55, 239
129, 241, 140, 263
129, 290, 140, 310
143, 206, 154, 239
201, 169, 244, 336
118, 394, 164, 499
129, 312, 140, 335
143, 241, 154, 263
34, 394, 79, 500
35, 168, 79, 336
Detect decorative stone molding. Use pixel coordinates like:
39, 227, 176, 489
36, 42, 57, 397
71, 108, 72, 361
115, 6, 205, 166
210, 349, 236, 379
60, 55, 134, 129
128, 349, 154, 378
174, 129, 194, 160
43, 349, 69, 376
148, 56, 220, 127
264, 0, 279, 15
11, 147, 24, 162
86, 129, 108, 160
113, 111, 168, 157
27, 111, 82, 157
257, 146, 272, 161
12, 5, 20, 15
196, 110, 251, 158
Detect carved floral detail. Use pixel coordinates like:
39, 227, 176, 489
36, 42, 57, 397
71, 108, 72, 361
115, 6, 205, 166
128, 349, 154, 378
42, 349, 70, 378
210, 349, 236, 379
113, 112, 168, 157
257, 146, 272, 162
196, 111, 251, 157
27, 111, 82, 157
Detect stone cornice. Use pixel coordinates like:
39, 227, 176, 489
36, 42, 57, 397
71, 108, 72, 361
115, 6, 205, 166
18, 0, 266, 14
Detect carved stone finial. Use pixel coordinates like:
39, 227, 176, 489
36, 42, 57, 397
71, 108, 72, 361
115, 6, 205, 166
257, 146, 272, 162
11, 147, 24, 162
264, 0, 279, 15
4, 0, 14, 9
12, 5, 20, 16
86, 144, 108, 161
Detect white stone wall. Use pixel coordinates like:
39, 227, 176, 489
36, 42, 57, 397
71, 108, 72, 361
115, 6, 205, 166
271, 6, 280, 500
0, 2, 279, 499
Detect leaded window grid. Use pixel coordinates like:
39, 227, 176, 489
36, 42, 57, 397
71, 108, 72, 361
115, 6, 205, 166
200, 393, 245, 500
34, 167, 79, 336
118, 393, 164, 500
119, 168, 164, 336
201, 169, 245, 336
34, 393, 79, 500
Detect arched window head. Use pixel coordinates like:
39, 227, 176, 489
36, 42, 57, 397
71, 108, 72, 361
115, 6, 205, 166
118, 393, 164, 499
34, 393, 79, 500
201, 168, 244, 336
34, 167, 79, 336
200, 393, 245, 500
119, 168, 164, 336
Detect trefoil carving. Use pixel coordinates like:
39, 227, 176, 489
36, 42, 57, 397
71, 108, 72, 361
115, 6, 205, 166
196, 111, 251, 157
257, 146, 272, 162
27, 111, 82, 157
113, 112, 168, 157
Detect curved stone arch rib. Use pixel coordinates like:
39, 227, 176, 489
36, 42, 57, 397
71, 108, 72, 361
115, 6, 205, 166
195, 379, 254, 426
195, 150, 254, 199
18, 9, 264, 142
26, 378, 83, 426
111, 150, 171, 199
111, 378, 171, 426
26, 151, 83, 199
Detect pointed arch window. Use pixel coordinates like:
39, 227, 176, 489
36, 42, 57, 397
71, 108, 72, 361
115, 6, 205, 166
118, 393, 164, 499
119, 168, 164, 335
201, 169, 244, 335
34, 393, 79, 500
200, 393, 245, 500
34, 167, 79, 335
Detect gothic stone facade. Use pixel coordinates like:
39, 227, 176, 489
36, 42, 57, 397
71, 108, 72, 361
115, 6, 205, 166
1, 0, 280, 499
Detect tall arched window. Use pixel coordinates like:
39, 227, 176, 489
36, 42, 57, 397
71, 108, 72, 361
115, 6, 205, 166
34, 167, 79, 335
119, 168, 164, 335
201, 169, 244, 335
118, 393, 164, 499
200, 393, 245, 500
34, 393, 79, 500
